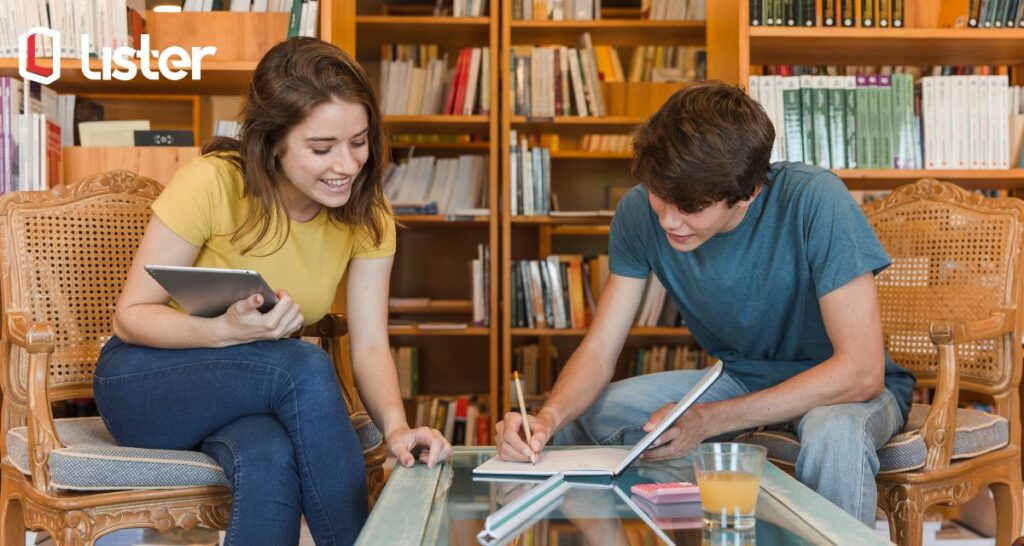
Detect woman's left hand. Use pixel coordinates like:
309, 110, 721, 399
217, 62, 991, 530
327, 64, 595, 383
387, 426, 453, 468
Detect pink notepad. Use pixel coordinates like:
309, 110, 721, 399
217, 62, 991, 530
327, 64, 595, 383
630, 482, 701, 504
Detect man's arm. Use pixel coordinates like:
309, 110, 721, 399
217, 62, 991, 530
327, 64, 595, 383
643, 272, 886, 460
495, 273, 647, 461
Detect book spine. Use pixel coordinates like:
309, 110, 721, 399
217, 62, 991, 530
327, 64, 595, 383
844, 76, 858, 169
782, 77, 804, 163
811, 75, 831, 168
800, 75, 816, 165
822, 0, 836, 25
827, 76, 846, 169
861, 0, 875, 26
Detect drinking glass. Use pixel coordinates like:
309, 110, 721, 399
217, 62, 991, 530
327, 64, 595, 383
692, 443, 767, 530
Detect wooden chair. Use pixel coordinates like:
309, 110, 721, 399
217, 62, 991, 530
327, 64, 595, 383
0, 171, 385, 545
863, 180, 1023, 546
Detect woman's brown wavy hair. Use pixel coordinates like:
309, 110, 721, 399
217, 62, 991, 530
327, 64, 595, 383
203, 37, 391, 255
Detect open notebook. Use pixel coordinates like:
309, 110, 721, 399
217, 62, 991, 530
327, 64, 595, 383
474, 361, 723, 478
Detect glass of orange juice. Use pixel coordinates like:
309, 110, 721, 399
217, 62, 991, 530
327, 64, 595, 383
692, 442, 767, 530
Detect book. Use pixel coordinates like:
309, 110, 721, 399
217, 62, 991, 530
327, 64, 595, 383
473, 362, 722, 477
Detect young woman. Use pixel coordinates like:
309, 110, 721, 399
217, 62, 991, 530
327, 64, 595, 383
93, 38, 451, 546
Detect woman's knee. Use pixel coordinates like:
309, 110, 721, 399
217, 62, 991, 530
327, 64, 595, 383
202, 416, 299, 483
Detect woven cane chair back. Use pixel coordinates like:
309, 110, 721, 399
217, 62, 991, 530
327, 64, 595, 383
0, 171, 160, 405
862, 179, 1024, 407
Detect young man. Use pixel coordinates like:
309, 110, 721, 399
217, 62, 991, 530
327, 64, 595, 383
495, 81, 916, 527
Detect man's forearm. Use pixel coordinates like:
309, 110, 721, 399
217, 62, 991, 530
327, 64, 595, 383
705, 353, 885, 436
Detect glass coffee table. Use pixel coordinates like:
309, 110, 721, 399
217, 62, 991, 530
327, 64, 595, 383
356, 447, 893, 546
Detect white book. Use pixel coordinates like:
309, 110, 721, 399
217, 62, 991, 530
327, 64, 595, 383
545, 256, 567, 328
305, 0, 319, 37
922, 77, 936, 169
566, 48, 588, 116
474, 362, 723, 477
994, 76, 1010, 169
510, 130, 520, 215
578, 33, 605, 116
934, 77, 951, 169
521, 144, 534, 215
968, 76, 984, 169
230, 0, 251, 12
951, 75, 969, 169
462, 48, 482, 116
252, 0, 269, 11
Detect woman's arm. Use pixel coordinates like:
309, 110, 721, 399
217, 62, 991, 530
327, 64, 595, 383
346, 255, 452, 467
113, 216, 304, 348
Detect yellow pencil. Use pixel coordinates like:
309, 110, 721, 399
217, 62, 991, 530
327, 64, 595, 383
513, 371, 537, 465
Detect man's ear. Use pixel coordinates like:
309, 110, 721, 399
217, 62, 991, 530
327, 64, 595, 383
735, 184, 763, 209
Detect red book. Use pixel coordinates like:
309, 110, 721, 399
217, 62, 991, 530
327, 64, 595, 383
452, 48, 472, 115
475, 413, 490, 446
444, 49, 468, 115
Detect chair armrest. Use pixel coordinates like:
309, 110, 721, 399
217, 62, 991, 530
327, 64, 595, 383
7, 311, 55, 354
300, 313, 349, 339
920, 322, 960, 471
952, 310, 1015, 344
6, 311, 61, 491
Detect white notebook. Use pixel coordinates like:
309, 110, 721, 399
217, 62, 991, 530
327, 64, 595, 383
474, 361, 723, 477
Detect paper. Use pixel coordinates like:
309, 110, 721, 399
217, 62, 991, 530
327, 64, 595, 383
474, 361, 724, 478
474, 447, 631, 476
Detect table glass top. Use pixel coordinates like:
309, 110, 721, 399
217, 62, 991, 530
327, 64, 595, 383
435, 449, 831, 546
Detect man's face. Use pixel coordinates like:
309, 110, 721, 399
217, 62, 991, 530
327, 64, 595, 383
648, 190, 758, 252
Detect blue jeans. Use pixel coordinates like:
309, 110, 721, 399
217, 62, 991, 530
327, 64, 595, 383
93, 336, 368, 546
553, 369, 905, 526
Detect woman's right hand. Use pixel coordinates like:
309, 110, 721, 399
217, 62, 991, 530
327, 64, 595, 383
217, 289, 304, 345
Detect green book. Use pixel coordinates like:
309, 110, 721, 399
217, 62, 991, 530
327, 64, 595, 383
855, 75, 873, 169
827, 76, 847, 169
781, 77, 804, 163
811, 75, 831, 169
844, 76, 858, 169
800, 75, 816, 166
877, 74, 895, 169
288, 0, 304, 39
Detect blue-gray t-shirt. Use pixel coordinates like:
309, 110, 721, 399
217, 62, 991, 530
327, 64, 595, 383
609, 162, 915, 421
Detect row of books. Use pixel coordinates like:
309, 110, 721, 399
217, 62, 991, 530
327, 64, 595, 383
512, 343, 543, 394
628, 345, 710, 377
750, 74, 1019, 171
509, 134, 552, 216
472, 243, 491, 326
641, 0, 706, 21
938, 0, 1024, 28
751, 0, 905, 27
380, 46, 490, 116
580, 133, 632, 153
410, 394, 491, 446
2, 0, 146, 58
510, 33, 607, 118
510, 254, 680, 330
512, 0, 601, 20
182, 0, 319, 37
1, 78, 61, 194
627, 46, 706, 83
381, 154, 489, 215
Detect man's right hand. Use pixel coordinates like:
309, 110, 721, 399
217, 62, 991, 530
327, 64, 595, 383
496, 410, 555, 462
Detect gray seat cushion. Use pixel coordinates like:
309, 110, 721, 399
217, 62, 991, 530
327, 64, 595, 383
6, 414, 384, 491
734, 404, 1008, 474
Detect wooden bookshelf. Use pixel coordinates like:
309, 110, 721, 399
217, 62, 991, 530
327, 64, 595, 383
509, 20, 705, 45
500, 0, 705, 414
748, 27, 1024, 67
63, 147, 200, 185
345, 0, 502, 429
389, 299, 474, 314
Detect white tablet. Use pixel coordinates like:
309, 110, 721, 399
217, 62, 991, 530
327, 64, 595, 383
144, 265, 279, 318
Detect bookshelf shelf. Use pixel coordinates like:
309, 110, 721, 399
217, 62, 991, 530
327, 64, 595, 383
356, 16, 491, 46
511, 215, 613, 225
748, 27, 1024, 67
510, 20, 705, 46
837, 169, 1024, 190
389, 327, 492, 336
510, 115, 644, 132
551, 151, 633, 159
385, 115, 490, 133
396, 215, 491, 225
391, 142, 491, 152
0, 59, 255, 95
390, 299, 474, 314
550, 225, 611, 236
512, 327, 691, 337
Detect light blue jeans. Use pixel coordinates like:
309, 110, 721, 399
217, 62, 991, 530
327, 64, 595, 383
553, 369, 905, 527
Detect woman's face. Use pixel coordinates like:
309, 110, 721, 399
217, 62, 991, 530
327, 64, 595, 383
276, 98, 370, 221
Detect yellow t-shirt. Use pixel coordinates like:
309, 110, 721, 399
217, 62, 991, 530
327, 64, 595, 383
151, 155, 396, 325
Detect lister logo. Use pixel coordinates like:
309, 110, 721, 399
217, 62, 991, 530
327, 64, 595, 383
19, 27, 217, 83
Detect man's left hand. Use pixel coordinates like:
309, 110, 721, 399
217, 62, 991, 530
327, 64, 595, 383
640, 402, 716, 461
